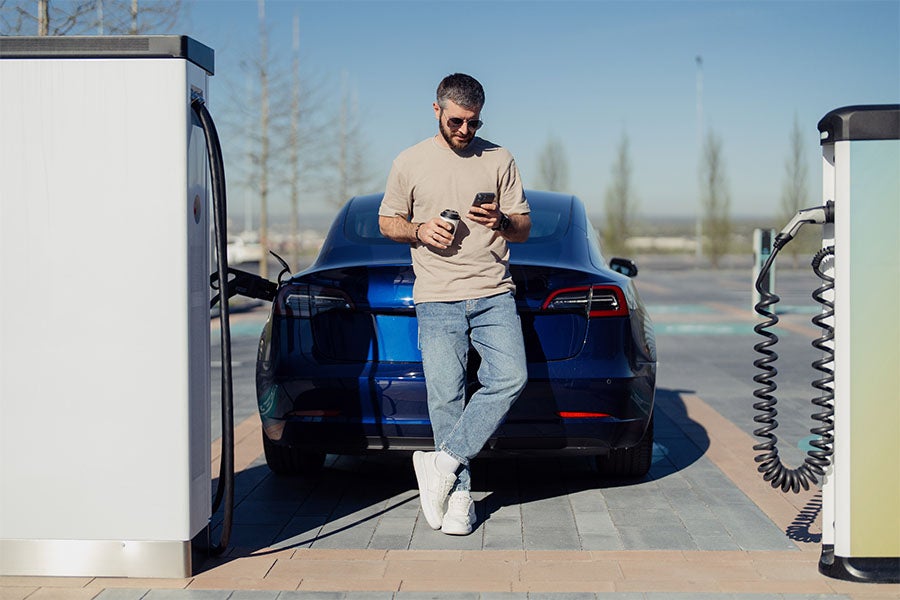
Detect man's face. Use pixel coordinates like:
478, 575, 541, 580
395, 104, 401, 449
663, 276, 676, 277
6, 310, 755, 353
434, 99, 482, 150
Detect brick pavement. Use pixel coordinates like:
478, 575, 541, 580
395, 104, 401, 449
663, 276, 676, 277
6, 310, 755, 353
3, 271, 899, 599
4, 390, 899, 599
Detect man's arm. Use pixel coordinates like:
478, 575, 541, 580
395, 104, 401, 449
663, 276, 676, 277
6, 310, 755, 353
502, 213, 531, 243
379, 215, 418, 243
379, 215, 456, 249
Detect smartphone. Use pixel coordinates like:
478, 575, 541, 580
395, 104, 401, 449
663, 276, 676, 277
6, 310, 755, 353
472, 192, 496, 206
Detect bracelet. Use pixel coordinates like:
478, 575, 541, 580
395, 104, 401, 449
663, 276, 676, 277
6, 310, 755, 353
414, 223, 423, 242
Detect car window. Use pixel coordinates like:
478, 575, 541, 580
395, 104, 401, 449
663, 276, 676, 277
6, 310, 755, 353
343, 198, 569, 245
524, 207, 568, 243
344, 203, 394, 245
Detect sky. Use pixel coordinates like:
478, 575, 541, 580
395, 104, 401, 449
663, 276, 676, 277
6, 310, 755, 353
181, 0, 900, 220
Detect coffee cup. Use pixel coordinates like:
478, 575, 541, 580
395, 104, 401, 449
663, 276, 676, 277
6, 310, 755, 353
439, 209, 460, 237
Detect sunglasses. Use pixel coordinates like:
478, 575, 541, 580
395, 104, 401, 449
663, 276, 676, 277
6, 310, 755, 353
446, 116, 483, 131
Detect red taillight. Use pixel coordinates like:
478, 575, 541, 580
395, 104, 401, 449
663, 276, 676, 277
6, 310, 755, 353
275, 284, 354, 317
558, 411, 612, 419
541, 285, 628, 317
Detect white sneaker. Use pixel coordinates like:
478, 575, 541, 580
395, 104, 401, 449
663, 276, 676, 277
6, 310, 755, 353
413, 451, 456, 530
441, 491, 476, 535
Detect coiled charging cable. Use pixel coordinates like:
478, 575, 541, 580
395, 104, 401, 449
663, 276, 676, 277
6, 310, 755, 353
751, 204, 835, 493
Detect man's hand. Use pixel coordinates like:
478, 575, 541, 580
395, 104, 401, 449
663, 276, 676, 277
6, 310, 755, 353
467, 202, 501, 230
467, 203, 531, 242
418, 218, 455, 249
379, 215, 455, 249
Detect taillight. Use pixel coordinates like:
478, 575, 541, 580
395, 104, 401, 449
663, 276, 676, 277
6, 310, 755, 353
276, 284, 353, 317
541, 285, 628, 317
558, 411, 612, 419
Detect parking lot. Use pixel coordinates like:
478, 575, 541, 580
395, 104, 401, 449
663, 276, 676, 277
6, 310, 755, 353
4, 263, 897, 599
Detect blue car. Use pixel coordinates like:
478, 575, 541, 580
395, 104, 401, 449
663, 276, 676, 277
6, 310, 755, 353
256, 191, 657, 478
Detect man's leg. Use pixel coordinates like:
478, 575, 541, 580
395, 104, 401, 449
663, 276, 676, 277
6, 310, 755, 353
440, 292, 528, 463
415, 301, 470, 528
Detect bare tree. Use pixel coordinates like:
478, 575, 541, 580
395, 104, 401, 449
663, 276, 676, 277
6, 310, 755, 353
287, 13, 302, 269
0, 0, 181, 36
256, 0, 271, 279
534, 135, 569, 192
324, 71, 373, 207
99, 0, 182, 35
222, 1, 335, 274
602, 132, 637, 257
778, 114, 816, 263
699, 129, 732, 267
1, 0, 94, 35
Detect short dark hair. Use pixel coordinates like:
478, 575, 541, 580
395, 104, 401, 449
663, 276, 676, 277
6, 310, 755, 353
436, 73, 485, 111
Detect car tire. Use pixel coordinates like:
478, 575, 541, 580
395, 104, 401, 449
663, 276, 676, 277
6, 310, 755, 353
262, 433, 326, 476
595, 414, 654, 479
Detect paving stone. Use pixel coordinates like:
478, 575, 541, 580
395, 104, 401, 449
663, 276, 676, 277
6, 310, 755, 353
617, 525, 698, 551
394, 593, 478, 600
93, 590, 151, 600
482, 516, 524, 550
274, 593, 344, 600
143, 591, 231, 600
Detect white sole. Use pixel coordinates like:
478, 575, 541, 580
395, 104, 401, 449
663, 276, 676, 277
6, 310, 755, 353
440, 523, 473, 536
413, 451, 443, 530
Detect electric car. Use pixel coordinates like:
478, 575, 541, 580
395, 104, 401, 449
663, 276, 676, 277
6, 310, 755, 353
255, 191, 657, 479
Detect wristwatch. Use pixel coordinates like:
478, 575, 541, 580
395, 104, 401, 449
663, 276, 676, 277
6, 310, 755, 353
494, 212, 511, 232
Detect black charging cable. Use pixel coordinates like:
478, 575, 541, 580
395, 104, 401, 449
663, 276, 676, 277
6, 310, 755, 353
751, 204, 835, 493
191, 94, 234, 556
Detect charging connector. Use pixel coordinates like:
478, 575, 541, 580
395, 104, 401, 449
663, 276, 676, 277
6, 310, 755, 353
774, 200, 835, 249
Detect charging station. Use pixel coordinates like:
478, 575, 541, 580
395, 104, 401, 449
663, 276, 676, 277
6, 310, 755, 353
751, 104, 898, 584
751, 228, 775, 311
816, 105, 899, 582
0, 36, 216, 578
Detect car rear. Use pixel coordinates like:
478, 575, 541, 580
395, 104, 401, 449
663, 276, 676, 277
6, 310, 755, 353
256, 191, 656, 471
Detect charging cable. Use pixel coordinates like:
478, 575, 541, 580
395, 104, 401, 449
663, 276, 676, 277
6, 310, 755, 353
191, 94, 234, 556
752, 203, 835, 492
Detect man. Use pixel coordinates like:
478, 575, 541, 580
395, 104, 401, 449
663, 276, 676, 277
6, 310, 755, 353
378, 73, 531, 535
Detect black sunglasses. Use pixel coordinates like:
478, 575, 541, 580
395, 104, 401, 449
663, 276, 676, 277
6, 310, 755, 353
446, 116, 483, 131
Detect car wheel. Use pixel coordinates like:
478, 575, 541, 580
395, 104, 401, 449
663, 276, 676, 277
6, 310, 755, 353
262, 433, 326, 476
595, 414, 654, 479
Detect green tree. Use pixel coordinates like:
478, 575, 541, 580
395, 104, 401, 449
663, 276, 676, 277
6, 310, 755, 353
534, 135, 569, 192
699, 130, 732, 267
602, 132, 637, 256
778, 114, 817, 263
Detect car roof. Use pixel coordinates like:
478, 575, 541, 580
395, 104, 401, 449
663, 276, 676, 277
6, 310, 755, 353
308, 190, 598, 273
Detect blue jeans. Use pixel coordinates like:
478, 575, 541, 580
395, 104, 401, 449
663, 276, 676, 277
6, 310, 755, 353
416, 291, 528, 492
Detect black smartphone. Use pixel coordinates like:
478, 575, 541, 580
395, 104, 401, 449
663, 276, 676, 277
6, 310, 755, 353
472, 192, 496, 206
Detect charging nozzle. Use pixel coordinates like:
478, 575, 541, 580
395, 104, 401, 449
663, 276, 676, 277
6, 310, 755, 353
774, 201, 835, 249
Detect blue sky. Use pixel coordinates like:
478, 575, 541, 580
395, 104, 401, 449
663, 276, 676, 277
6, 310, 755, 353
183, 0, 899, 219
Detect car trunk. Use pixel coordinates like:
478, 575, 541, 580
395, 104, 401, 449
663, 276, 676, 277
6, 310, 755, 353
304, 265, 420, 363
305, 264, 594, 364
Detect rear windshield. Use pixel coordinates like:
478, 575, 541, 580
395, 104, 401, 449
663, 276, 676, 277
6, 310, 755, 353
345, 204, 395, 244
345, 202, 569, 245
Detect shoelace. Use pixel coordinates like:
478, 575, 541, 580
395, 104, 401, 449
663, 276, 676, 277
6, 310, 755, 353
447, 495, 472, 517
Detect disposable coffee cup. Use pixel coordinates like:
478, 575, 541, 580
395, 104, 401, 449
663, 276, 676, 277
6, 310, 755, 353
439, 209, 460, 237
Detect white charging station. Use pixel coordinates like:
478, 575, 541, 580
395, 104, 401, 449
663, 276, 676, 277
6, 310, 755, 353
752, 228, 776, 311
0, 36, 215, 578
817, 105, 899, 582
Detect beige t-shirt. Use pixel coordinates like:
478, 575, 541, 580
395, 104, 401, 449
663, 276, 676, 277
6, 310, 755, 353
379, 136, 530, 303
